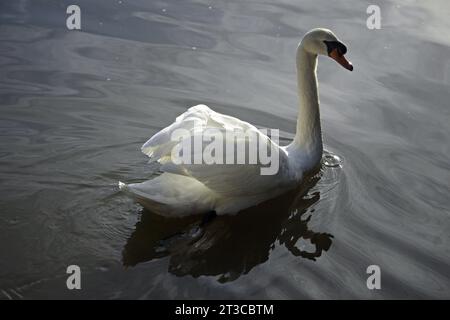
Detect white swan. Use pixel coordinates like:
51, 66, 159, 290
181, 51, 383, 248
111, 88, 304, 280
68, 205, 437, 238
119, 28, 353, 217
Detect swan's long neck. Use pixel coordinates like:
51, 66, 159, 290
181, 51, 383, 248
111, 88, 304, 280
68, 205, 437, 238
288, 44, 323, 167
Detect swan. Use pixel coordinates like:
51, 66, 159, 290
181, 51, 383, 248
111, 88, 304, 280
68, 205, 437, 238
119, 28, 353, 217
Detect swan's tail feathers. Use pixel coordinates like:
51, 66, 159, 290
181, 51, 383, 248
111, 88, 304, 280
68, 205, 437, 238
117, 173, 215, 217
118, 180, 175, 216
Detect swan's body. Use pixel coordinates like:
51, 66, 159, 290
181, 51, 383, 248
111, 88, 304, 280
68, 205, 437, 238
119, 28, 352, 217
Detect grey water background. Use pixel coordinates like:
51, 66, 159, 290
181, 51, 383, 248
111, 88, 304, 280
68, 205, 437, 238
0, 0, 449, 299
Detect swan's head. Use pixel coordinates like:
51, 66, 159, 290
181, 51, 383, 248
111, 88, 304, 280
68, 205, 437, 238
300, 28, 353, 71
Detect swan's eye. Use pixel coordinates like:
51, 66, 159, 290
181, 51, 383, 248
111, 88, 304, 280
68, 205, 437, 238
337, 42, 347, 55
323, 40, 347, 56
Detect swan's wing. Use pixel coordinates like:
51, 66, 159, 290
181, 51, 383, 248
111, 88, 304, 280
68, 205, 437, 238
141, 105, 287, 197
140, 105, 205, 162
141, 104, 256, 162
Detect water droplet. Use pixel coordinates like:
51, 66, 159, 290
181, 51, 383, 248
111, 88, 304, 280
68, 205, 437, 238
208, 6, 213, 10
162, 8, 166, 13
323, 153, 342, 168
192, 46, 197, 50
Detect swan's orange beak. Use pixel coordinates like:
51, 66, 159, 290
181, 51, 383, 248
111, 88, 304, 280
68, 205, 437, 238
330, 48, 353, 71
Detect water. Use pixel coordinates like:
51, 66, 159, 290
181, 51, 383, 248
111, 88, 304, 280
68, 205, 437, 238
0, 0, 449, 299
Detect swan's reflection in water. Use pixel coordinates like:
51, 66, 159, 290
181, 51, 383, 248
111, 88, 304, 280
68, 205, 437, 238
122, 171, 334, 283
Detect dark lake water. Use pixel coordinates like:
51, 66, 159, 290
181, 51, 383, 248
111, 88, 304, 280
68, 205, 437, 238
0, 0, 449, 299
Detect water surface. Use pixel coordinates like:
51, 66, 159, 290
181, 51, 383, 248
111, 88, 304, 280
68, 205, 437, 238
0, 0, 449, 299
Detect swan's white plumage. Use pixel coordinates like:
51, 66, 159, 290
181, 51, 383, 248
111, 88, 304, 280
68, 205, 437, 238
119, 173, 216, 217
119, 28, 351, 217
121, 104, 295, 215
